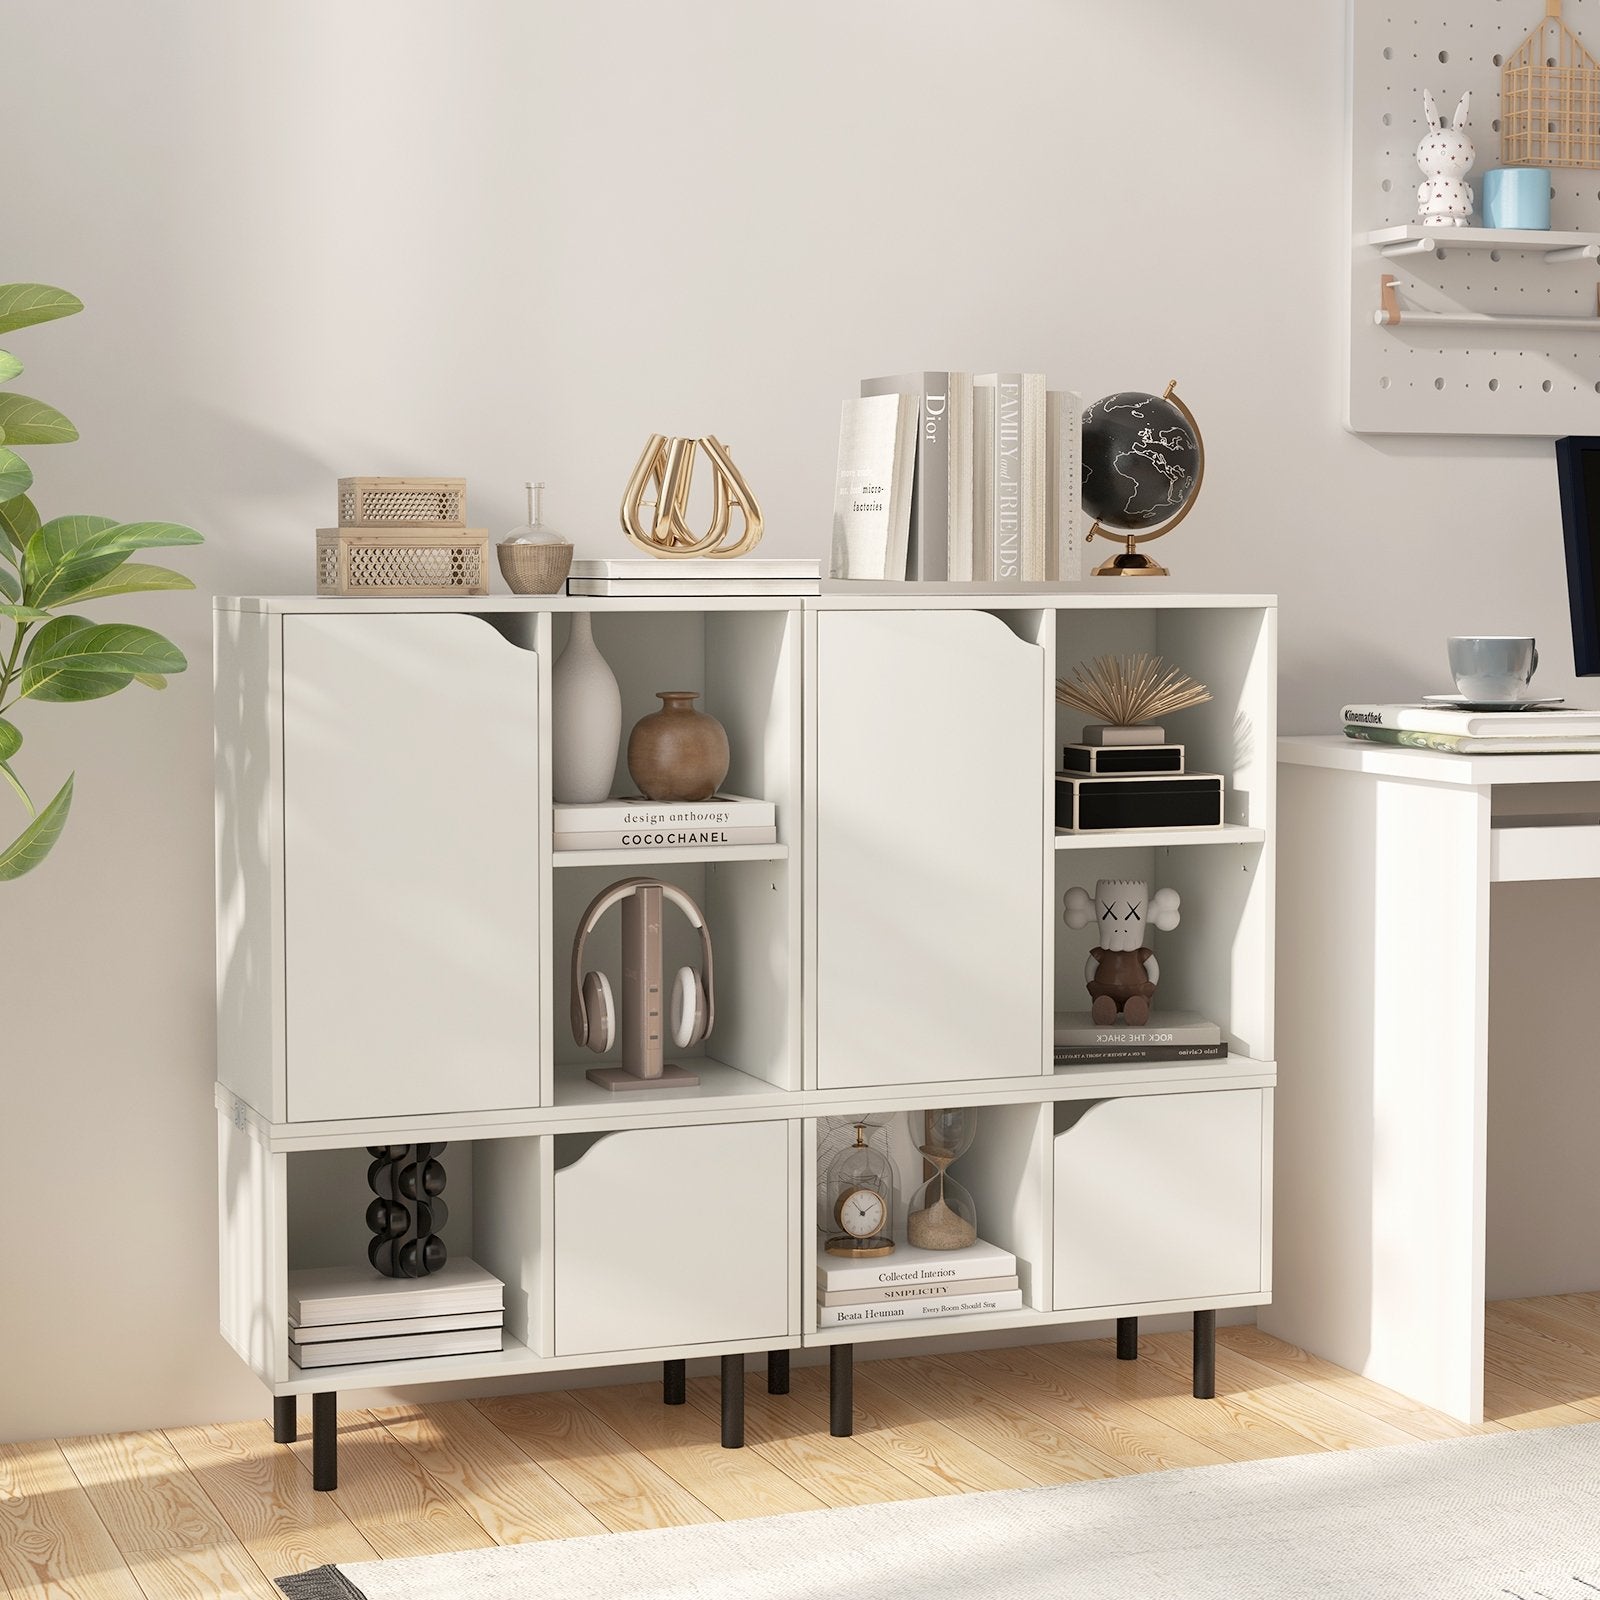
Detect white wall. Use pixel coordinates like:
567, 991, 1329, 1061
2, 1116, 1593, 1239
2, 0, 1587, 1443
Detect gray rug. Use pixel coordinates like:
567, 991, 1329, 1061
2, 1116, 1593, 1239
278, 1423, 1600, 1599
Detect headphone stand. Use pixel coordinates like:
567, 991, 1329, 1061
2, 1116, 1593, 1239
586, 884, 702, 1092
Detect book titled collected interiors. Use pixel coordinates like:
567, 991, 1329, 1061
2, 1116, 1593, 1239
816, 1238, 1016, 1292
554, 794, 776, 851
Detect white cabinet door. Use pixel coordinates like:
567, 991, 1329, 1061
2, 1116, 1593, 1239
814, 610, 1047, 1088
283, 614, 540, 1122
1053, 1089, 1267, 1309
553, 1121, 792, 1355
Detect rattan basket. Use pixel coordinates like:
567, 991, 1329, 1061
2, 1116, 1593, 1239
317, 528, 489, 596
337, 476, 467, 527
497, 540, 573, 594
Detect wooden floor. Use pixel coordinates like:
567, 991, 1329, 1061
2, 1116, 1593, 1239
7, 1297, 1600, 1598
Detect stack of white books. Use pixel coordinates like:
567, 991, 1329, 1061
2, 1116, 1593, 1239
1342, 703, 1600, 754
288, 1258, 504, 1370
554, 793, 777, 852
817, 1239, 1021, 1328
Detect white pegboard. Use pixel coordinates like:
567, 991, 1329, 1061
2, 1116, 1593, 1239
1349, 0, 1600, 434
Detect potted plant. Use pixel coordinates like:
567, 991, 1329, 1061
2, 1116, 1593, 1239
0, 282, 201, 878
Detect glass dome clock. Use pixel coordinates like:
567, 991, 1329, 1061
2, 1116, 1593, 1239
819, 1115, 897, 1258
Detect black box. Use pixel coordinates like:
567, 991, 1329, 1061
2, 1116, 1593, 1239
1055, 772, 1224, 832
1060, 742, 1185, 776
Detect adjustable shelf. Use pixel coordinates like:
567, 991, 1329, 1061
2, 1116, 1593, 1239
554, 842, 788, 869
1365, 224, 1600, 263
1054, 824, 1265, 850
1377, 273, 1600, 335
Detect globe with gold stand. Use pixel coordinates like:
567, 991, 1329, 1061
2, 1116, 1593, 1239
1081, 380, 1204, 578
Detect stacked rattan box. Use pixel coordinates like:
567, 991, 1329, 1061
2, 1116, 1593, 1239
317, 478, 489, 596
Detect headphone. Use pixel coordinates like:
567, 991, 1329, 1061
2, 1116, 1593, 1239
569, 877, 716, 1055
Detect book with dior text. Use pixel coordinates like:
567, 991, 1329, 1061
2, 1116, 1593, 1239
862, 373, 950, 580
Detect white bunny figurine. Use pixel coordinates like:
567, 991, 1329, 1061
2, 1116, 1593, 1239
1416, 89, 1474, 227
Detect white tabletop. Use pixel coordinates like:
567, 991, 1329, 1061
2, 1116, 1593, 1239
1279, 734, 1600, 787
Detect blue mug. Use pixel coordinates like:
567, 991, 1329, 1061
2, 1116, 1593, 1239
1481, 168, 1551, 230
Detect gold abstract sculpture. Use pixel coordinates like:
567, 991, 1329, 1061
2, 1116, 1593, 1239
1056, 654, 1212, 728
620, 434, 764, 558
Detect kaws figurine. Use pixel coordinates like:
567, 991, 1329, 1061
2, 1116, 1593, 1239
1063, 877, 1181, 1026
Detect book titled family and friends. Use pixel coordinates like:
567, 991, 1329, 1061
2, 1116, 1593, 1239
831, 372, 1082, 583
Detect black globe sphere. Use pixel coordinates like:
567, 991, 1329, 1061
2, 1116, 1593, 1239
1081, 391, 1201, 533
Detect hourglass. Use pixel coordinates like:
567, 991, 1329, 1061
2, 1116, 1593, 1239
906, 1108, 978, 1251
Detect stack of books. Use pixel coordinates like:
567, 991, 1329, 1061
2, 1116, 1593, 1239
832, 372, 1082, 583
817, 1239, 1021, 1328
1055, 1009, 1226, 1067
1342, 703, 1600, 754
288, 1257, 504, 1370
553, 793, 777, 852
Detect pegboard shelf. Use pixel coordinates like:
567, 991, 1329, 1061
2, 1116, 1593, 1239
1365, 224, 1600, 262
1348, 0, 1600, 434
1378, 271, 1600, 332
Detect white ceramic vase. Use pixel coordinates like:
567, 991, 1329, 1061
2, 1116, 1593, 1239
551, 613, 621, 803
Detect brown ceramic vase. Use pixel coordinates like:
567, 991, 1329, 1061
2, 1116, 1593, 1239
626, 691, 730, 802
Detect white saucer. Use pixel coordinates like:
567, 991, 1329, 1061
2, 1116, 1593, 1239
1421, 694, 1566, 712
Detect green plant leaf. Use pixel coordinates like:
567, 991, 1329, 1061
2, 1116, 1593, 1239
0, 447, 32, 505
21, 515, 120, 605
134, 673, 167, 690
0, 393, 77, 445
0, 760, 31, 813
0, 351, 22, 383
0, 719, 19, 761
0, 566, 17, 603
23, 518, 200, 608
0, 604, 49, 621
0, 493, 39, 551
0, 773, 72, 880
61, 562, 196, 603
20, 615, 185, 701
0, 285, 83, 336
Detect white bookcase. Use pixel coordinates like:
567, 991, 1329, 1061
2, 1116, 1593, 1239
215, 587, 1277, 1488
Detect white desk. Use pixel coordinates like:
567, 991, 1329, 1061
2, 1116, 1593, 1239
1263, 735, 1600, 1423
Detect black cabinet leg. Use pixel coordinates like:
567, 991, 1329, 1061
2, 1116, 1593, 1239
1116, 1316, 1139, 1361
1192, 1310, 1217, 1400
272, 1394, 297, 1443
662, 1358, 686, 1405
829, 1343, 853, 1438
720, 1354, 745, 1449
767, 1348, 790, 1395
312, 1392, 338, 1491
